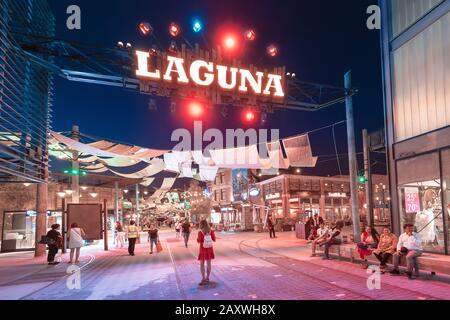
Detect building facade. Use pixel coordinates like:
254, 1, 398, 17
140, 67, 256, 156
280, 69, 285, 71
0, 0, 54, 183
256, 174, 389, 226
380, 0, 450, 254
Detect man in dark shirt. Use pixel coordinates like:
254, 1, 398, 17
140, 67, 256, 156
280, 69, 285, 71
181, 220, 191, 248
148, 224, 159, 254
267, 216, 276, 238
46, 224, 62, 265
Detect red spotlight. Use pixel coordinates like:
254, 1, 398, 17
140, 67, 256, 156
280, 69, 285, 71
138, 22, 152, 36
169, 22, 181, 37
245, 29, 256, 41
266, 44, 278, 57
188, 102, 204, 118
244, 110, 256, 122
224, 34, 237, 50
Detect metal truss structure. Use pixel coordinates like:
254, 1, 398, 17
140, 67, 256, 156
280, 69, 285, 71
15, 34, 355, 112
1, 0, 357, 183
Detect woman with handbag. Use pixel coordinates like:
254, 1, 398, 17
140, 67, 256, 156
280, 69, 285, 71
197, 220, 216, 286
46, 224, 62, 265
67, 222, 86, 264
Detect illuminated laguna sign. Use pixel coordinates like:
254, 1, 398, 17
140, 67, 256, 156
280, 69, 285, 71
135, 50, 285, 98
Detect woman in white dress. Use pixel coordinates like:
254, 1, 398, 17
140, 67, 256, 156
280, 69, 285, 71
67, 222, 86, 264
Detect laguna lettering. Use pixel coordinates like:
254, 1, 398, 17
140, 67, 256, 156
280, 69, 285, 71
135, 50, 285, 98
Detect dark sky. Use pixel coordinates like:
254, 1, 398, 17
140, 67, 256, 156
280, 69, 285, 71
48, 0, 386, 176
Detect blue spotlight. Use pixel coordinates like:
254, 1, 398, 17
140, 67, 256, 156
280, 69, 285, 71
193, 19, 203, 33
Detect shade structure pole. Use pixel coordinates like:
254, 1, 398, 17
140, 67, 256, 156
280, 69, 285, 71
345, 71, 361, 243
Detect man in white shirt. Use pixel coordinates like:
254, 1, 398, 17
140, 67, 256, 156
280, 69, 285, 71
310, 222, 329, 257
390, 224, 423, 279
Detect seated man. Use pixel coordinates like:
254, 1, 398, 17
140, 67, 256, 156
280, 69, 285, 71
390, 224, 423, 280
310, 222, 329, 257
321, 221, 344, 260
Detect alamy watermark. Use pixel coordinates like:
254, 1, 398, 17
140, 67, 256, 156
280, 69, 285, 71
366, 5, 381, 30
66, 5, 81, 30
171, 121, 280, 176
66, 265, 81, 290
366, 265, 381, 290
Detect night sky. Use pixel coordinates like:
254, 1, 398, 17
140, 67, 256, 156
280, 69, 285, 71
48, 0, 386, 177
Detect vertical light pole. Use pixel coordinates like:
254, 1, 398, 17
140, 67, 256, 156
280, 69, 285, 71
114, 181, 119, 222
363, 129, 374, 227
71, 125, 80, 204
135, 184, 140, 227
345, 71, 361, 243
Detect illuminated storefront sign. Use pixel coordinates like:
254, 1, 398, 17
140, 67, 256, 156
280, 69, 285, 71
328, 192, 347, 198
135, 51, 285, 98
265, 192, 280, 200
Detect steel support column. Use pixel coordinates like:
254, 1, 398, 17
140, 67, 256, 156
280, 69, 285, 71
345, 71, 361, 242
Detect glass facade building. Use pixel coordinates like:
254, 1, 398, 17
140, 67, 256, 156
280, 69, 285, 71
380, 0, 450, 254
0, 0, 54, 183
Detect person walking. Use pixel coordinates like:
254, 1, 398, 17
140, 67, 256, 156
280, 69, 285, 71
148, 224, 159, 254
182, 219, 191, 248
267, 215, 276, 238
175, 220, 181, 239
126, 220, 139, 256
67, 222, 86, 264
115, 221, 125, 248
197, 220, 216, 286
46, 224, 62, 265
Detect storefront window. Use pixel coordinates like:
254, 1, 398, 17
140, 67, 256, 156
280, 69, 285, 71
1, 211, 36, 252
441, 149, 450, 253
397, 152, 444, 254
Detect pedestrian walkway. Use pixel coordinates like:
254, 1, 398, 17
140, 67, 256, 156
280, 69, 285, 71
0, 230, 449, 300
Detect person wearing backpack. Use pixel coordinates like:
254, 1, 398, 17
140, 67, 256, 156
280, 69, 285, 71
181, 219, 191, 248
197, 219, 216, 286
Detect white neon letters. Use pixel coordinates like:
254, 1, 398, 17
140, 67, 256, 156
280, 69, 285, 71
135, 50, 285, 97
163, 56, 189, 83
239, 69, 264, 94
190, 60, 214, 86
216, 65, 238, 90
135, 51, 160, 79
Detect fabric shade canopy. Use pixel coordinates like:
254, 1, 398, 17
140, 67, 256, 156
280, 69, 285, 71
49, 131, 317, 182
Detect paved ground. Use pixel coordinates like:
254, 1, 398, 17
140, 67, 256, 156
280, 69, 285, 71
0, 230, 449, 300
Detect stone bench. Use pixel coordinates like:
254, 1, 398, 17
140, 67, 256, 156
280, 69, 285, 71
324, 244, 450, 276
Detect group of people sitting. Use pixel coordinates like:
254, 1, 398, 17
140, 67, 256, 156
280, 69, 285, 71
308, 219, 423, 280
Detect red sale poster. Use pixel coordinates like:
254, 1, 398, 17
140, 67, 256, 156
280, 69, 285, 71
405, 187, 421, 213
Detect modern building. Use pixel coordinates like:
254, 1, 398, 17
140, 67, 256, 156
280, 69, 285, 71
380, 0, 450, 254
255, 174, 389, 226
209, 169, 255, 230
0, 0, 54, 183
